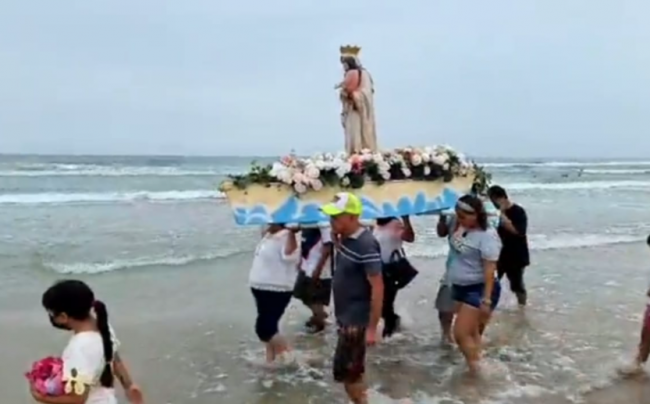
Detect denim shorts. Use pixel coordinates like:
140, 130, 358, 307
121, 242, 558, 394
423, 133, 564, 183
452, 281, 501, 311
435, 284, 455, 313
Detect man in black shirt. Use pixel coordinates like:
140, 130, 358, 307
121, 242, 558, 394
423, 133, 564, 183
488, 185, 530, 306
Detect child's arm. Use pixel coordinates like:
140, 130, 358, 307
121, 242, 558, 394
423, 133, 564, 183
114, 352, 133, 389
114, 352, 144, 404
400, 216, 415, 243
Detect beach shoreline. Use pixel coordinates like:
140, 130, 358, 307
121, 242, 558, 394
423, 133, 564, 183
2, 242, 649, 403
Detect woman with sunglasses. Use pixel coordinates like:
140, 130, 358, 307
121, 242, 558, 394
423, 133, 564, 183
446, 194, 502, 374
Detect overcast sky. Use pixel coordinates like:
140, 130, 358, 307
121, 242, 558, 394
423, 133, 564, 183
0, 1, 648, 158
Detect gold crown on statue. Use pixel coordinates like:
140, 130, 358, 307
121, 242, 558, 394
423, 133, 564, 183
340, 44, 361, 57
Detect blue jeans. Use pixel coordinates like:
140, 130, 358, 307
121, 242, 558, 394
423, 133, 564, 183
452, 281, 501, 311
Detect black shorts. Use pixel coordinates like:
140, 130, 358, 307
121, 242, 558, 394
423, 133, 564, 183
251, 288, 293, 342
293, 270, 332, 306
497, 262, 527, 294
333, 325, 366, 383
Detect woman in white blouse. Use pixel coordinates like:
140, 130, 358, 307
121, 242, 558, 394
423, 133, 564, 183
37, 280, 136, 404
373, 216, 415, 338
249, 224, 300, 363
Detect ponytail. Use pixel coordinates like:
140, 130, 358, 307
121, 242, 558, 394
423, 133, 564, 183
93, 300, 114, 388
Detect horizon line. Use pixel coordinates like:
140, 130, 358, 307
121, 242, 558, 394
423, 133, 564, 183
1, 152, 649, 161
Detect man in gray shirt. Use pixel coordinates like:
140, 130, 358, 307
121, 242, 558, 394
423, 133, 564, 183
321, 192, 384, 404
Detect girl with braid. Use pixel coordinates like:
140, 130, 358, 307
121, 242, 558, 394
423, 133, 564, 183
31, 280, 143, 404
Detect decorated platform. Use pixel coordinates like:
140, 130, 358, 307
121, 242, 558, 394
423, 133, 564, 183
219, 147, 489, 225
218, 45, 490, 225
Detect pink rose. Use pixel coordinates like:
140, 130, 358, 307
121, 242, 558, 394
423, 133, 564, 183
350, 154, 363, 166
280, 156, 294, 166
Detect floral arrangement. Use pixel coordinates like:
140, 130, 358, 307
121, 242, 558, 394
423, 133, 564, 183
225, 146, 491, 195
25, 356, 64, 396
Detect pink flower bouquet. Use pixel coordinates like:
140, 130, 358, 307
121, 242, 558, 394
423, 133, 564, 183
25, 356, 64, 396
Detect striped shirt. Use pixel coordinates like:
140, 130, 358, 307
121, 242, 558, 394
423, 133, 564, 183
332, 228, 382, 327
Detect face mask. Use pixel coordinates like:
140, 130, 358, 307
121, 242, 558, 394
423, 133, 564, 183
48, 314, 71, 331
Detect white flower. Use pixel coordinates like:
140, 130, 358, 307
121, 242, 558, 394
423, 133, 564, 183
314, 160, 326, 170
411, 154, 423, 166
269, 162, 284, 176
341, 177, 350, 186
294, 182, 307, 194
335, 162, 352, 178
402, 167, 412, 177
389, 153, 404, 165
378, 161, 390, 172
381, 171, 391, 180
319, 157, 333, 170
336, 151, 348, 160
372, 153, 384, 164
305, 165, 320, 179
271, 163, 293, 184
424, 166, 431, 176
310, 178, 323, 191
277, 170, 293, 184
432, 154, 447, 166
421, 153, 431, 163
443, 162, 450, 171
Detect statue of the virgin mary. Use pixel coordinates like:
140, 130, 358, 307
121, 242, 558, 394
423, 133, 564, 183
336, 45, 378, 154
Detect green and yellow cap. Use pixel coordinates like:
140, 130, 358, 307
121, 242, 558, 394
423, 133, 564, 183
320, 192, 362, 216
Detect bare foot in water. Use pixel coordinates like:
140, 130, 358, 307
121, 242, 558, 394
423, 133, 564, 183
441, 334, 455, 346
265, 344, 275, 363
466, 359, 483, 376
275, 350, 297, 366
618, 361, 644, 376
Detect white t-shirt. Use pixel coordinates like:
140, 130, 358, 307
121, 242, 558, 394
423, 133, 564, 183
249, 229, 300, 291
373, 221, 404, 263
61, 330, 120, 404
300, 227, 333, 278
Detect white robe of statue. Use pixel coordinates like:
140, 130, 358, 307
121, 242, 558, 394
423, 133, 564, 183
339, 57, 378, 154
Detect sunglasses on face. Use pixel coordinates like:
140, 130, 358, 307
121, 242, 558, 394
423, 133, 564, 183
456, 209, 476, 219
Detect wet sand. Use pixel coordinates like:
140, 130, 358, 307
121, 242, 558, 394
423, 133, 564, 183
2, 242, 650, 403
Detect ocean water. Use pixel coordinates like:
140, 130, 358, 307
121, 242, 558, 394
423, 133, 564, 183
2, 154, 650, 404
2, 155, 649, 276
